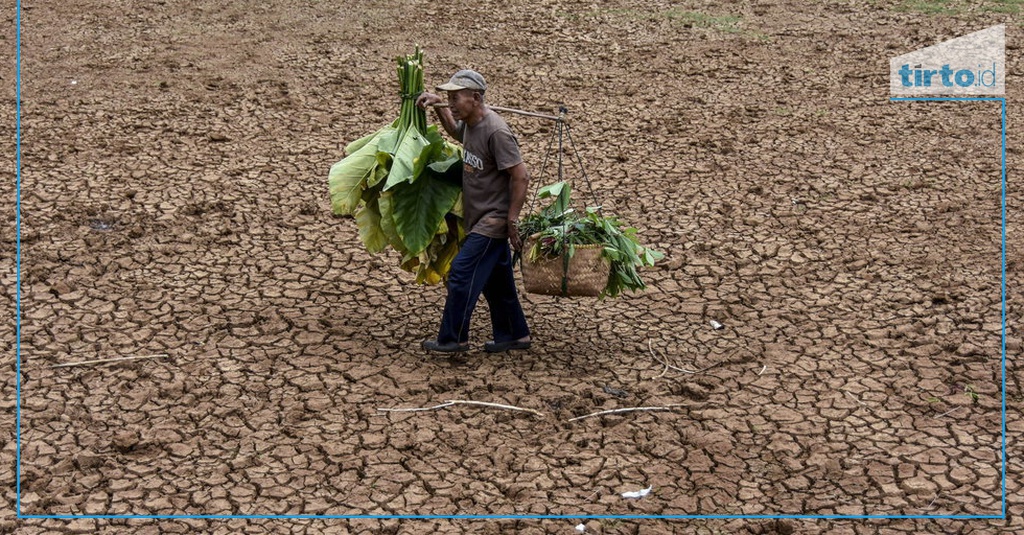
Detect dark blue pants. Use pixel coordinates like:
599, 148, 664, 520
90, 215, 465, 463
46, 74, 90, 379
437, 233, 530, 345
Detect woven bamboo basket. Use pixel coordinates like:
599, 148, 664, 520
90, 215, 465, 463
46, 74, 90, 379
521, 236, 609, 297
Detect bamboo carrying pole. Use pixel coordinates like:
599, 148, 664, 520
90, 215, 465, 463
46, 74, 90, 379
431, 103, 564, 122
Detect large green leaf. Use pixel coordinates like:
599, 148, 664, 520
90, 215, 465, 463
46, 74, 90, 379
427, 140, 464, 187
429, 213, 463, 280
326, 49, 471, 285
415, 235, 460, 285
361, 177, 387, 204
355, 198, 388, 253
376, 127, 401, 155
377, 192, 406, 251
400, 250, 421, 273
370, 161, 390, 188
449, 192, 464, 219
328, 134, 382, 215
383, 129, 431, 190
413, 126, 445, 180
390, 173, 462, 255
538, 181, 571, 219
344, 125, 388, 156
428, 149, 462, 173
369, 150, 393, 188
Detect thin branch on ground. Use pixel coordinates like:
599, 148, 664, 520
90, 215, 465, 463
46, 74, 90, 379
567, 405, 686, 422
377, 402, 457, 413
667, 360, 716, 373
844, 390, 882, 415
50, 354, 171, 369
843, 387, 868, 403
933, 407, 963, 419
378, 400, 544, 417
844, 391, 867, 406
647, 340, 717, 376
648, 340, 670, 378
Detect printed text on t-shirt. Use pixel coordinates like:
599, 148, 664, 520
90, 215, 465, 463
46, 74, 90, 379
464, 149, 483, 171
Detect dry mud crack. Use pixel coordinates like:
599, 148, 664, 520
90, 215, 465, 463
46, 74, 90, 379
3, 0, 1022, 533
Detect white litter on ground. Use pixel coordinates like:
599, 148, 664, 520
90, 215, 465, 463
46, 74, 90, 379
620, 485, 653, 499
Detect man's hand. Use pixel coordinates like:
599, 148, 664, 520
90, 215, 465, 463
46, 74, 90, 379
416, 92, 442, 109
508, 220, 523, 252
417, 92, 461, 141
505, 162, 529, 253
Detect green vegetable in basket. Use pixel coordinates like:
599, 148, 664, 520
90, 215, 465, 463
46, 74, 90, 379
328, 47, 464, 284
518, 181, 664, 298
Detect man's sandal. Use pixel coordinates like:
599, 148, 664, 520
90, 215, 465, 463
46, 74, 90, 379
483, 339, 532, 353
422, 339, 471, 353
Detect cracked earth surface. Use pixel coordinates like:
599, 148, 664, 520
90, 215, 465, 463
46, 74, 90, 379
2, 0, 1022, 533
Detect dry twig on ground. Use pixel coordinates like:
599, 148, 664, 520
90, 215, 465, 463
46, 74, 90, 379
647, 340, 717, 376
50, 354, 171, 369
568, 405, 686, 422
378, 399, 544, 417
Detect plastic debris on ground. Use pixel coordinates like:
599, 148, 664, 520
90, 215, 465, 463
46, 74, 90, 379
620, 485, 653, 499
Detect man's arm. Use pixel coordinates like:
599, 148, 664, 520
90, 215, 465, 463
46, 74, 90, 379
416, 92, 461, 142
506, 162, 530, 252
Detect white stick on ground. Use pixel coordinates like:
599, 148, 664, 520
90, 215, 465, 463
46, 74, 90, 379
568, 405, 686, 422
378, 400, 544, 417
50, 354, 171, 369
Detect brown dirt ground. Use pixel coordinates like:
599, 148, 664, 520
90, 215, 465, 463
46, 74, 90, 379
2, 0, 1022, 533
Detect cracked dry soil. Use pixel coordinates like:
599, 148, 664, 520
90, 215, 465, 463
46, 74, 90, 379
2, 0, 1022, 533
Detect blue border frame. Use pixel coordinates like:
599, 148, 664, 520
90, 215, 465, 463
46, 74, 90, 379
12, 0, 1007, 518
14, 0, 24, 521
890, 96, 1009, 522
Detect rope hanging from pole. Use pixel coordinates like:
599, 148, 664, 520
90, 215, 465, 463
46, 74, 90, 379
490, 105, 604, 297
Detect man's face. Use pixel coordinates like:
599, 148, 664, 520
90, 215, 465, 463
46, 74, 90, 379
447, 89, 479, 121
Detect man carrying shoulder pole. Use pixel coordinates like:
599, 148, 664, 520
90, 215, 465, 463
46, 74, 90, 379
415, 70, 533, 354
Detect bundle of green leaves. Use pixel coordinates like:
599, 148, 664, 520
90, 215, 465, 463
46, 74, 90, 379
518, 181, 664, 298
328, 48, 465, 284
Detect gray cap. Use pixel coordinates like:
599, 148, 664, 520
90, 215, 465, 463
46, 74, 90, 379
437, 69, 487, 92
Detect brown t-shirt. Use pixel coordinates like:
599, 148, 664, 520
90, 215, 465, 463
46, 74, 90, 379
457, 109, 523, 239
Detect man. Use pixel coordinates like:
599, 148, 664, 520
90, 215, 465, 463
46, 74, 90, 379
415, 69, 532, 353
